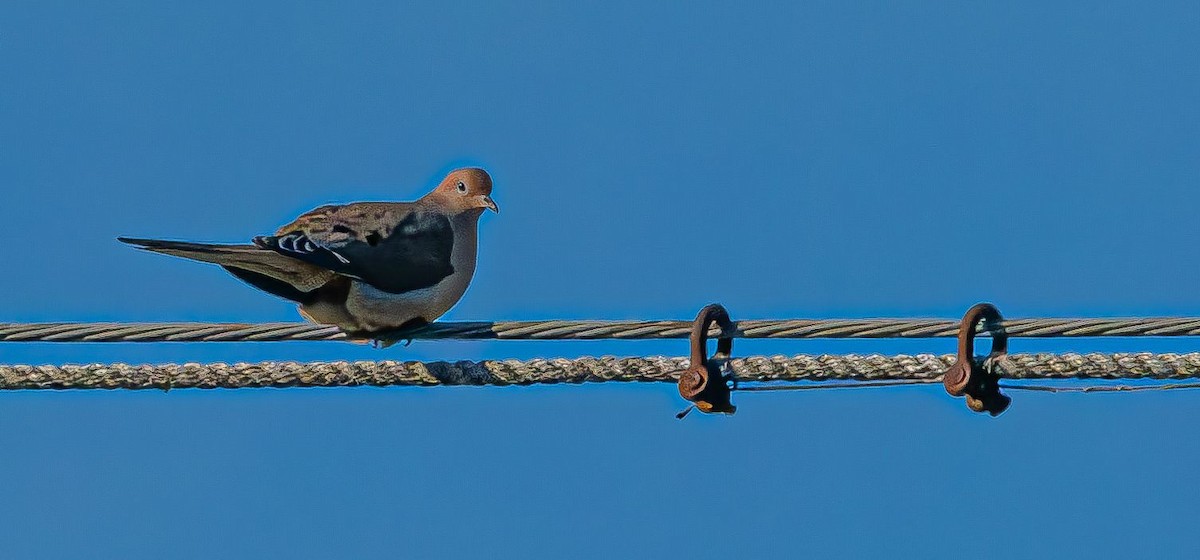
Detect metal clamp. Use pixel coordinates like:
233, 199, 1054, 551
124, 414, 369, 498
943, 303, 1011, 416
676, 304, 738, 419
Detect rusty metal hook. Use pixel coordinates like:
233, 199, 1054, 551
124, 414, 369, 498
943, 303, 1011, 416
676, 304, 737, 418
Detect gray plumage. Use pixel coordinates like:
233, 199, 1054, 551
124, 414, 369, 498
119, 168, 498, 335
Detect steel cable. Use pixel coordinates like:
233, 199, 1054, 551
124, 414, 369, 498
6, 317, 1200, 343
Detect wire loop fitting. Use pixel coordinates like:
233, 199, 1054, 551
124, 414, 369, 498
676, 304, 738, 418
943, 303, 1012, 416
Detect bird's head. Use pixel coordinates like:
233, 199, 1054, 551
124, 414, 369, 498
427, 167, 499, 216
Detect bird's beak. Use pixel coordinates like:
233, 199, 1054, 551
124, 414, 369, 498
478, 195, 499, 213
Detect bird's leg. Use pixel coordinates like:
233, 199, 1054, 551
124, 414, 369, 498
370, 318, 430, 349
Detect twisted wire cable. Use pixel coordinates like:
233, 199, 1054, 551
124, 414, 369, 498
6, 317, 1200, 343
4, 352, 1200, 390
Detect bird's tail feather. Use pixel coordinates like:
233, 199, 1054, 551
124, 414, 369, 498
117, 237, 334, 292
118, 237, 263, 260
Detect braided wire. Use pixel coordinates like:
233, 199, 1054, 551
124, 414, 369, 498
6, 317, 1200, 343
4, 352, 1200, 390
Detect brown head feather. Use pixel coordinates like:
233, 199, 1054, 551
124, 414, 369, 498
422, 168, 498, 215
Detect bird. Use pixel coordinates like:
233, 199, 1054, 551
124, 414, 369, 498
119, 167, 498, 338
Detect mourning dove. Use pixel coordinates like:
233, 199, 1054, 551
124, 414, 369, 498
119, 167, 497, 336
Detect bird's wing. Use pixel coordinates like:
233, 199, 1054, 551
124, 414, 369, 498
254, 202, 456, 294
117, 237, 337, 295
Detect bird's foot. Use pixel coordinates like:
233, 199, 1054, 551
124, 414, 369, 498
368, 337, 415, 349
365, 318, 430, 349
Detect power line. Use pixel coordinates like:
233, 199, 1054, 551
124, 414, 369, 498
6, 316, 1200, 343
4, 352, 1200, 390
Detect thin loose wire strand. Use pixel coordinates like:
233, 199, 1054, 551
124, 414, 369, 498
734, 380, 1200, 394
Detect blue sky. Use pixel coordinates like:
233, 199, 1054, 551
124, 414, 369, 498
2, 1, 1199, 557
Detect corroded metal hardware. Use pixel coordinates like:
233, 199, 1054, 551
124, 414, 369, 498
676, 304, 738, 419
943, 303, 1011, 416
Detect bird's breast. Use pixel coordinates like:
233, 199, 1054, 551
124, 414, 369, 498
341, 216, 480, 332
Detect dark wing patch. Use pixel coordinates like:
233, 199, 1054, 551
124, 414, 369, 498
256, 211, 455, 294
223, 266, 319, 305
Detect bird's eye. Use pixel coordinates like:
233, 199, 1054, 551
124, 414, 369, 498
456, 181, 467, 193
